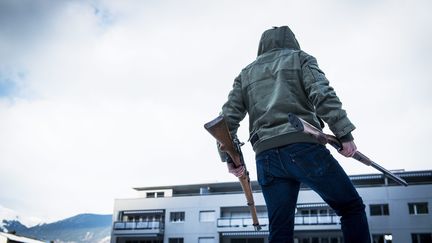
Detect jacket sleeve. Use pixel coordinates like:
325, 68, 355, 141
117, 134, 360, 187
300, 51, 355, 139
218, 74, 247, 161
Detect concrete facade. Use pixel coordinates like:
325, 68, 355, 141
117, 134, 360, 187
111, 170, 432, 243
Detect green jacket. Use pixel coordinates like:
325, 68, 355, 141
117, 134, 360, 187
221, 26, 355, 156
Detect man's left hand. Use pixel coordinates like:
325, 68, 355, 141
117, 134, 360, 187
339, 141, 357, 157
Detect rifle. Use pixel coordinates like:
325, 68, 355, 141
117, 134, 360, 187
204, 115, 262, 231
287, 113, 408, 186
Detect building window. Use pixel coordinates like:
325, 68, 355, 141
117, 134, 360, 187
169, 238, 184, 243
370, 204, 390, 216
198, 237, 215, 243
119, 210, 164, 224
411, 233, 432, 243
146, 191, 165, 198
409, 202, 429, 215
170, 211, 185, 222
199, 211, 215, 222
372, 234, 392, 243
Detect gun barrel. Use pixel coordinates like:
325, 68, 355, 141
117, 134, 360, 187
238, 174, 262, 231
369, 161, 408, 186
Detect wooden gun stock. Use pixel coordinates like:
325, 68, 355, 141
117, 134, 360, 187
204, 116, 242, 167
287, 113, 408, 187
204, 115, 262, 231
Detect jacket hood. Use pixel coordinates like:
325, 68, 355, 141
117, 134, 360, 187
257, 26, 300, 56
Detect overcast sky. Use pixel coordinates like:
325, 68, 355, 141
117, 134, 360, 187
0, 0, 431, 225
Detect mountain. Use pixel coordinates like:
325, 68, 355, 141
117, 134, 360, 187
1, 219, 28, 233
1, 214, 112, 243
0, 204, 42, 228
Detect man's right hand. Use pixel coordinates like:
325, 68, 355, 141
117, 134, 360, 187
227, 162, 245, 177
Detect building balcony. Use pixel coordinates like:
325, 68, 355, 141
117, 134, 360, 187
294, 214, 340, 225
112, 221, 164, 236
217, 214, 341, 232
216, 217, 269, 232
294, 214, 341, 231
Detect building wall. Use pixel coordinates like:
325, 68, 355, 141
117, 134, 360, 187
0, 235, 6, 243
112, 181, 432, 243
113, 192, 267, 242
358, 184, 432, 243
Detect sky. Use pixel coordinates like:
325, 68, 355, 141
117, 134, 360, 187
0, 0, 431, 225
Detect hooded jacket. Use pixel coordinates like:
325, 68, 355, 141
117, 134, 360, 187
221, 26, 355, 155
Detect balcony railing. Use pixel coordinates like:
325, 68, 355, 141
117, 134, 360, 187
217, 214, 339, 228
217, 217, 268, 228
294, 214, 340, 225
113, 220, 164, 231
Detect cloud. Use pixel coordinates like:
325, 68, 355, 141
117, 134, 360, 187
0, 0, 431, 222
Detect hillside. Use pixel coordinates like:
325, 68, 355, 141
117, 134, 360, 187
1, 214, 112, 243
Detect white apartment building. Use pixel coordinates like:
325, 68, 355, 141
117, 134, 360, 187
111, 170, 432, 243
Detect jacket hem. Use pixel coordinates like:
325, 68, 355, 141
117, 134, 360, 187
253, 132, 319, 154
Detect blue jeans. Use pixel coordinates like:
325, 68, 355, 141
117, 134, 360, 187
256, 143, 371, 243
